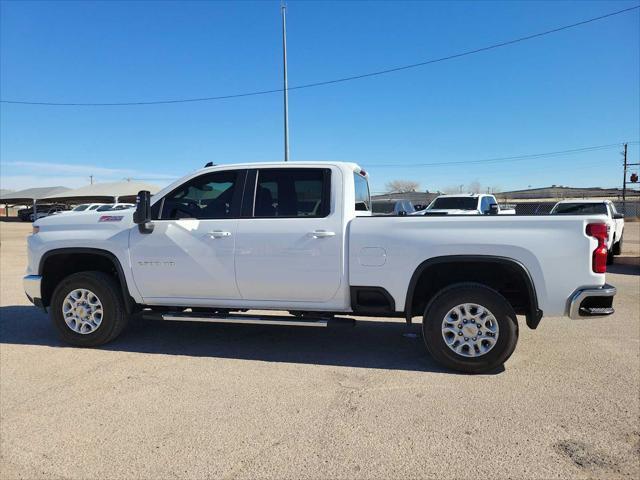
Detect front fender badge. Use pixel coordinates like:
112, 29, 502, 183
99, 215, 124, 222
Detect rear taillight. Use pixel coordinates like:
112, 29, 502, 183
586, 223, 608, 273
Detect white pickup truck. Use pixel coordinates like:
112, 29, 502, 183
551, 200, 625, 264
412, 193, 515, 215
24, 162, 616, 373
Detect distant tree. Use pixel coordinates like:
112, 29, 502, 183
468, 180, 482, 194
386, 180, 420, 193
443, 185, 463, 194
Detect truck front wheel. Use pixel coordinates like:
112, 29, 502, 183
50, 271, 129, 347
422, 283, 518, 374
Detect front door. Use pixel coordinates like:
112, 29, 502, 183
234, 167, 343, 303
129, 169, 244, 301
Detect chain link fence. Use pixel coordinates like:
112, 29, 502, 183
498, 200, 640, 217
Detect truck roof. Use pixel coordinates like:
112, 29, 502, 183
434, 193, 486, 198
554, 199, 610, 204
197, 161, 366, 176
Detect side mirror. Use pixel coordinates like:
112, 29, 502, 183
613, 213, 624, 219
488, 203, 499, 215
398, 210, 408, 216
133, 190, 154, 234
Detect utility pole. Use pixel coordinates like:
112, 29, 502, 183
281, 1, 290, 162
90, 174, 94, 185
622, 142, 627, 207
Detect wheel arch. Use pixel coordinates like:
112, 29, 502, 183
405, 255, 542, 329
39, 247, 136, 313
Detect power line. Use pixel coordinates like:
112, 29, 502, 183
364, 141, 640, 168
1, 5, 638, 107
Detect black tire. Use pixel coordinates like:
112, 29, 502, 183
422, 283, 518, 374
50, 271, 128, 347
612, 235, 622, 256
607, 249, 614, 265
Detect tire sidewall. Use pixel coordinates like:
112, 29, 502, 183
422, 284, 518, 373
50, 272, 122, 347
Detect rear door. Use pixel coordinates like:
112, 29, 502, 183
234, 167, 343, 303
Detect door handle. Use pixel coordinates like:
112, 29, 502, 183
309, 230, 336, 238
207, 231, 232, 238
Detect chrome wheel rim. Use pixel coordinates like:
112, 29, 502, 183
441, 303, 499, 358
62, 288, 103, 334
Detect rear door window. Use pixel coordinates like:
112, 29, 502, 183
254, 168, 330, 218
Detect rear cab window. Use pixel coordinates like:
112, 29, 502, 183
354, 172, 371, 212
552, 203, 607, 215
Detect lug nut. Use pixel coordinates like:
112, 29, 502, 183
464, 337, 469, 341
463, 319, 467, 324
472, 337, 477, 341
457, 324, 462, 328
458, 332, 463, 336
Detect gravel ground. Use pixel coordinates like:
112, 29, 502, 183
1, 221, 639, 479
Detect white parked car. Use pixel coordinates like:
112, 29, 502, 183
29, 206, 66, 221
24, 162, 616, 373
551, 200, 624, 263
66, 203, 107, 213
412, 194, 515, 215
95, 203, 135, 212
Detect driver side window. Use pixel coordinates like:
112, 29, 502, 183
159, 171, 240, 220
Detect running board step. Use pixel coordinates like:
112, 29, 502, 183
144, 312, 355, 328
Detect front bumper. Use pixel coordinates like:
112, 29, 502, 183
23, 275, 45, 310
569, 283, 616, 319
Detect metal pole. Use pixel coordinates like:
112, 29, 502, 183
281, 2, 290, 162
622, 143, 627, 211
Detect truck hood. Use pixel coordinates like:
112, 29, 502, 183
34, 209, 135, 231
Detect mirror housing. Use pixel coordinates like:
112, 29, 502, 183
613, 213, 624, 219
133, 190, 154, 233
488, 203, 499, 215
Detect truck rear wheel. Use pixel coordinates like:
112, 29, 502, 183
422, 283, 518, 374
612, 235, 623, 256
50, 271, 128, 347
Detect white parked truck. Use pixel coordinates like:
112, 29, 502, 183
24, 162, 616, 373
551, 200, 624, 264
412, 193, 515, 215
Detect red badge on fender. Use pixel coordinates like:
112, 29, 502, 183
99, 215, 123, 222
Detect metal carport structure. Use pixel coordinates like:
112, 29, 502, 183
42, 181, 161, 204
0, 186, 72, 218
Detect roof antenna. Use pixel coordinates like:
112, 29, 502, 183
204, 161, 215, 168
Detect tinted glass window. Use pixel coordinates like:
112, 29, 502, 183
73, 204, 89, 211
354, 173, 370, 211
161, 171, 239, 220
89, 205, 101, 210
480, 197, 490, 213
552, 203, 607, 215
254, 169, 329, 217
372, 201, 395, 214
97, 205, 114, 211
430, 197, 478, 210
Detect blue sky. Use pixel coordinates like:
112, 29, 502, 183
1, 0, 638, 194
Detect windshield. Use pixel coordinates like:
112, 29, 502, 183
552, 203, 607, 215
429, 197, 478, 210
96, 205, 114, 211
72, 204, 89, 211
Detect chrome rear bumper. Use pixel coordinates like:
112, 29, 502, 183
569, 284, 616, 319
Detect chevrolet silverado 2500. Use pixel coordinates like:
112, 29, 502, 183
24, 162, 616, 373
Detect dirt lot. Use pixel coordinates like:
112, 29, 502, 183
1, 221, 639, 479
